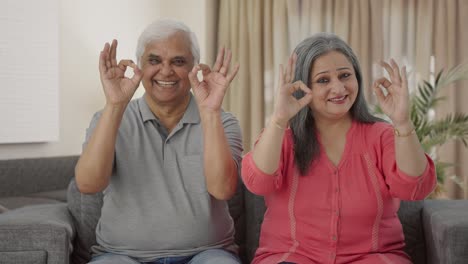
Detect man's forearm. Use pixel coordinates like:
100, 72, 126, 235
75, 104, 126, 194
200, 110, 238, 200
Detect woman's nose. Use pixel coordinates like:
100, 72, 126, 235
330, 78, 346, 93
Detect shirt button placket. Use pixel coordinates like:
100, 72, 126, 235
329, 252, 336, 264
331, 169, 340, 263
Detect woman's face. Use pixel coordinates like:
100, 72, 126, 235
308, 51, 358, 121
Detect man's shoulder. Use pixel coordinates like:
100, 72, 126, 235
91, 98, 141, 119
220, 109, 239, 123
125, 97, 142, 113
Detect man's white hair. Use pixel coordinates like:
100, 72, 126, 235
135, 19, 200, 67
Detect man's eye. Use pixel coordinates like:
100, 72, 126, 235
149, 59, 160, 65
173, 59, 186, 66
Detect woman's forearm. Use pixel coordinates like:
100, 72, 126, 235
394, 122, 428, 176
252, 118, 286, 175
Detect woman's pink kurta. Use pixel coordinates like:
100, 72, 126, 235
242, 121, 436, 264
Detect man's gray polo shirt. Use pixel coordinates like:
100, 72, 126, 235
83, 94, 243, 261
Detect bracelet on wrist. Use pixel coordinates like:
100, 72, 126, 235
394, 126, 415, 137
271, 119, 286, 130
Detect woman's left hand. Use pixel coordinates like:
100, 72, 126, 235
373, 59, 411, 126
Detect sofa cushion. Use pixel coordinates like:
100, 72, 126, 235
398, 200, 426, 264
67, 179, 103, 264
29, 189, 68, 202
0, 196, 63, 211
228, 180, 246, 262
423, 200, 468, 264
0, 204, 74, 264
0, 250, 47, 264
0, 204, 7, 213
243, 190, 266, 263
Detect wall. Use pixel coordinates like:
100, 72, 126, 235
0, 0, 210, 159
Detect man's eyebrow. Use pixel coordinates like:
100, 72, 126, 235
146, 54, 187, 60
172, 56, 187, 60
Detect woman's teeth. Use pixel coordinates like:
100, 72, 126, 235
329, 96, 346, 102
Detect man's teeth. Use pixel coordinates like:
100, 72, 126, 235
155, 80, 177, 86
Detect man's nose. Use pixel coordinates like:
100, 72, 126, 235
159, 63, 174, 75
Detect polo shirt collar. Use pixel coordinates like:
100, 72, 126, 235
180, 94, 200, 124
138, 93, 200, 124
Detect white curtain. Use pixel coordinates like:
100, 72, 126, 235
217, 0, 468, 198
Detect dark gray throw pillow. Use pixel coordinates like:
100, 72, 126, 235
67, 179, 103, 264
0, 204, 8, 213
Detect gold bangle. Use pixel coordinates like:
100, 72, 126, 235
271, 120, 286, 130
394, 127, 415, 137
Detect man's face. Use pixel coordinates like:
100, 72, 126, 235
140, 31, 194, 106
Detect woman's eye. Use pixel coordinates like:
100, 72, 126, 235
317, 78, 328, 84
340, 73, 351, 79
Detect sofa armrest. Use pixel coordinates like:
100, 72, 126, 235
422, 199, 468, 264
0, 203, 74, 264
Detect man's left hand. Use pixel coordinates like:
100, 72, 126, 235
188, 47, 240, 112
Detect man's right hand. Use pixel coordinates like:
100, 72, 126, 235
99, 39, 143, 107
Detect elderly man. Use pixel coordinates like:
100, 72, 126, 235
75, 19, 242, 264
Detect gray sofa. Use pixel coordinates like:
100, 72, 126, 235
1, 156, 468, 264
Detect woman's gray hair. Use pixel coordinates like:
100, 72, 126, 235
135, 19, 200, 67
289, 32, 383, 175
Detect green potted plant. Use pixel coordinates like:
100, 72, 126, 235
374, 63, 468, 197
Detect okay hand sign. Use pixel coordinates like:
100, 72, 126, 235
373, 59, 410, 126
272, 53, 313, 128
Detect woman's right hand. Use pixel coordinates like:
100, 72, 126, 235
99, 39, 143, 107
272, 53, 313, 127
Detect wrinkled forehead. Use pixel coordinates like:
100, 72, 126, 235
143, 31, 193, 60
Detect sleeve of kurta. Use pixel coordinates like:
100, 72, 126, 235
379, 124, 436, 200
241, 130, 288, 196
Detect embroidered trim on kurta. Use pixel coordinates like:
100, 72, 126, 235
277, 169, 300, 262
365, 154, 384, 251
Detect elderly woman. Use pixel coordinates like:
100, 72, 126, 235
241, 33, 436, 264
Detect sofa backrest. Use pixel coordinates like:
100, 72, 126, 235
0, 156, 78, 198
